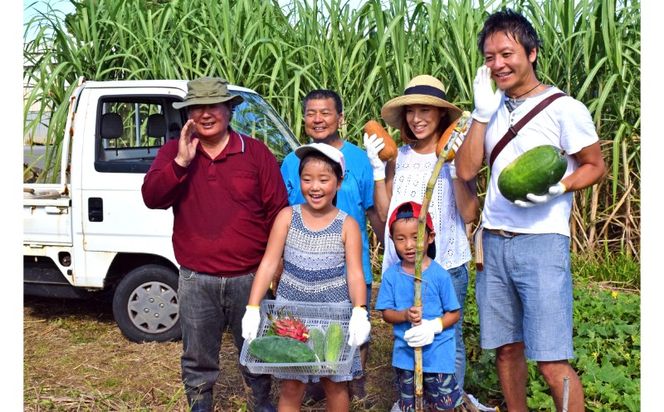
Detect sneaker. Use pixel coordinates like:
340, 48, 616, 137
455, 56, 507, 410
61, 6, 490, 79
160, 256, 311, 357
390, 401, 401, 412
464, 393, 496, 411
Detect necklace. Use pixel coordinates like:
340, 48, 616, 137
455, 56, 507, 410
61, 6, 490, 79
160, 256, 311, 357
509, 82, 541, 99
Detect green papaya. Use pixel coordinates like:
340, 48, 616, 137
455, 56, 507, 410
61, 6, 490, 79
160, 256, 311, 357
324, 322, 344, 362
308, 327, 326, 362
497, 145, 568, 202
248, 335, 316, 363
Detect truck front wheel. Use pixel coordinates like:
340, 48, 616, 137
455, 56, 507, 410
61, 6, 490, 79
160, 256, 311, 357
112, 264, 181, 343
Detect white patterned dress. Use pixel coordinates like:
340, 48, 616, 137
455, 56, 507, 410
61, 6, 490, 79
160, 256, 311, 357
275, 204, 362, 383
381, 145, 471, 274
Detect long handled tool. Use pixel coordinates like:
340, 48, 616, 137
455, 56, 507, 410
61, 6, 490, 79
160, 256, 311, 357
413, 112, 471, 411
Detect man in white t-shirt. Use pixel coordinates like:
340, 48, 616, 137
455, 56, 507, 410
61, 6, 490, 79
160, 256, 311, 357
455, 9, 606, 412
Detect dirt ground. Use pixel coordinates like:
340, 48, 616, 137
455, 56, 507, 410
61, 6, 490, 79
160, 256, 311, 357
23, 291, 400, 411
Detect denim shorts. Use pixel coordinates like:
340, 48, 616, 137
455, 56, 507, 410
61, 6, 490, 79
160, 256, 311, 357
446, 264, 468, 390
476, 231, 574, 361
394, 368, 462, 411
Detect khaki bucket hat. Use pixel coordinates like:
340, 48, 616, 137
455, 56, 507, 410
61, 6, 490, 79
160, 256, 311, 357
173, 77, 244, 110
380, 75, 462, 130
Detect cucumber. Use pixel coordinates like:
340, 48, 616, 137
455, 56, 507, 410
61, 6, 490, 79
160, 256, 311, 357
498, 145, 568, 202
308, 327, 326, 362
324, 322, 344, 362
248, 335, 316, 363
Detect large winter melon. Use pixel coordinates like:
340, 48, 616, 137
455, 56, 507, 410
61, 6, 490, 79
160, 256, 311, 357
248, 335, 316, 363
498, 145, 568, 203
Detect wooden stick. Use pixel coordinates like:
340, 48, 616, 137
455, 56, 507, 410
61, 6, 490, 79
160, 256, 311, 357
413, 112, 471, 411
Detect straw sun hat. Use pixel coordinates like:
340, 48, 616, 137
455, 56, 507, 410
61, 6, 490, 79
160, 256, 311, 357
380, 75, 462, 130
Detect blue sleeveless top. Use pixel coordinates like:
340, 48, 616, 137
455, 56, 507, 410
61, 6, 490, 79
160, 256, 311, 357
277, 204, 350, 303
274, 204, 361, 383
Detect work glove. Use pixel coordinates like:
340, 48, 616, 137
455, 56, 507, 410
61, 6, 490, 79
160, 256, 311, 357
472, 65, 504, 123
241, 305, 261, 342
448, 160, 457, 180
404, 318, 443, 348
514, 182, 567, 208
347, 306, 371, 346
363, 133, 387, 181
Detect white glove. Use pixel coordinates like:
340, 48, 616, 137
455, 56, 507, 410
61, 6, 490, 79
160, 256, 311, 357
472, 65, 504, 123
241, 305, 261, 342
403, 318, 443, 348
347, 306, 371, 346
514, 182, 567, 208
363, 133, 386, 181
448, 160, 457, 180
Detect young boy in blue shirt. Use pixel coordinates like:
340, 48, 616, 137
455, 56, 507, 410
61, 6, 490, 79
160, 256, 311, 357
375, 201, 462, 411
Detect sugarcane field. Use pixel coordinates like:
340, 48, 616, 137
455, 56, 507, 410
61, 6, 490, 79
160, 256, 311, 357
21, 0, 642, 411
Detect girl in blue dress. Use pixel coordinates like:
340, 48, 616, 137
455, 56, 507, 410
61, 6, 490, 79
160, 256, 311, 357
242, 143, 371, 411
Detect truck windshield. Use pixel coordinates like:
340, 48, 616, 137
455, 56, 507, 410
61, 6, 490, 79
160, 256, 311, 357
231, 91, 298, 163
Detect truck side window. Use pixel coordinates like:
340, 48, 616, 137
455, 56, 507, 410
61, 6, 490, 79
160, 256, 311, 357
95, 97, 182, 173
93, 91, 297, 173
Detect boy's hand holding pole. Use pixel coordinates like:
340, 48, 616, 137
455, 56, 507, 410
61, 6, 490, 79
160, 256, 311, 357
404, 318, 443, 347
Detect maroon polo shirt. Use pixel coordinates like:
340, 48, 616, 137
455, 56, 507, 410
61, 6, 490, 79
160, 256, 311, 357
142, 129, 288, 276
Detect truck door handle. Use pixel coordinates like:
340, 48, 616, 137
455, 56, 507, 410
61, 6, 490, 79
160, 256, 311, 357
88, 197, 104, 222
45, 206, 66, 214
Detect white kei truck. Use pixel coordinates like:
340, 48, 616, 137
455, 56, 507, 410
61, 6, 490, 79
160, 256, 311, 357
23, 78, 298, 342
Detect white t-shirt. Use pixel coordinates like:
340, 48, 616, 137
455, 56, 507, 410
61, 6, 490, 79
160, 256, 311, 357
482, 86, 599, 236
382, 145, 471, 273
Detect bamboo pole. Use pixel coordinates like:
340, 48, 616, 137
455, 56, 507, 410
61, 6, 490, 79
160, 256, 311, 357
413, 112, 471, 411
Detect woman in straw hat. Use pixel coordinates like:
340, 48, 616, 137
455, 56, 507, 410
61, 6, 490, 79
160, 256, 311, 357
363, 74, 479, 398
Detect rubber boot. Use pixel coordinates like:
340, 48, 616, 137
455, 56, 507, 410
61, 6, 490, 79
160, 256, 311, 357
186, 391, 213, 412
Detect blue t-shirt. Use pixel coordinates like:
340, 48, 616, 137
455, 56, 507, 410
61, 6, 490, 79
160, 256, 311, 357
375, 260, 460, 373
281, 141, 375, 284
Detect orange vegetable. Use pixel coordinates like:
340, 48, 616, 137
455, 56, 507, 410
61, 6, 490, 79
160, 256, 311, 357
435, 117, 460, 161
363, 120, 398, 162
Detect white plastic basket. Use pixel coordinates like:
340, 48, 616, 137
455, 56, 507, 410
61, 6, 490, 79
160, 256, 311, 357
239, 299, 357, 376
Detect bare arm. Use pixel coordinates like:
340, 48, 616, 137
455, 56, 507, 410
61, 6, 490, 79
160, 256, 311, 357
247, 207, 292, 306
343, 216, 367, 307
452, 176, 480, 224
455, 120, 488, 182
382, 305, 426, 325
372, 158, 396, 223
562, 142, 606, 191
440, 309, 460, 330
366, 206, 385, 247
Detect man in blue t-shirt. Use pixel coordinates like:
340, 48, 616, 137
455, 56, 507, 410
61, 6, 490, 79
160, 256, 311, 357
280, 89, 382, 400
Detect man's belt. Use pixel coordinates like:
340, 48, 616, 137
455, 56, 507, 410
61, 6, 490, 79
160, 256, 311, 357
484, 228, 525, 238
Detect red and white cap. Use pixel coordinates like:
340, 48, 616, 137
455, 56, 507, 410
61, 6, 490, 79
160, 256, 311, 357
388, 201, 434, 233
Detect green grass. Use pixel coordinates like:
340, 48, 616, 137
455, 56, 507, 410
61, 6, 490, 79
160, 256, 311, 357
572, 250, 640, 286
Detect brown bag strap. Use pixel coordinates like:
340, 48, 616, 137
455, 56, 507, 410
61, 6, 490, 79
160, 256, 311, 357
488, 92, 566, 169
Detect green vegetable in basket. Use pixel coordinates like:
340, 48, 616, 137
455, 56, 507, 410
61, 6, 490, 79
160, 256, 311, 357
325, 322, 344, 362
308, 327, 326, 362
249, 336, 316, 363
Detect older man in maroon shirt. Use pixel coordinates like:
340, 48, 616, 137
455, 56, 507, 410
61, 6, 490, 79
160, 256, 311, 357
142, 77, 287, 412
